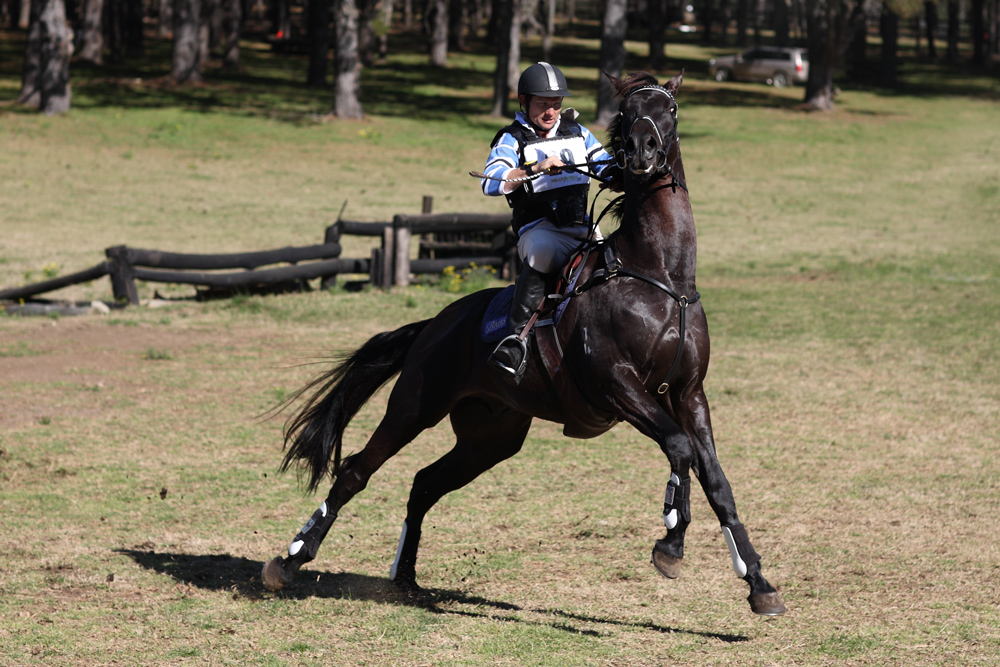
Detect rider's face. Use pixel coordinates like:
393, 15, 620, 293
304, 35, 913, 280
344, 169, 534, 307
523, 95, 563, 133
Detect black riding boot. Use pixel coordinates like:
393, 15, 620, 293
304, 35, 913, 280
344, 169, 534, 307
488, 265, 548, 385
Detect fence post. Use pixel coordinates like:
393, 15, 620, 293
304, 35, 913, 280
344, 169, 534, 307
105, 245, 139, 305
381, 225, 395, 290
393, 215, 411, 288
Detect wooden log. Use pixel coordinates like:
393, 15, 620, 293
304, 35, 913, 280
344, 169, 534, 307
393, 218, 411, 288
330, 220, 393, 237
393, 213, 511, 234
105, 245, 139, 305
130, 258, 369, 288
122, 243, 342, 270
381, 226, 395, 290
0, 261, 111, 301
369, 247, 383, 288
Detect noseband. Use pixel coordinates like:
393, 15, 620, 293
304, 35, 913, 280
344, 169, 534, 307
615, 84, 687, 191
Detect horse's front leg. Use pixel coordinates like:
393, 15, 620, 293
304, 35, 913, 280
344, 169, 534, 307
603, 374, 695, 581
682, 386, 786, 616
650, 470, 692, 580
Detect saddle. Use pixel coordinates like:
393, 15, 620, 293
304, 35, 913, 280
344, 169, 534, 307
480, 244, 621, 438
481, 240, 700, 439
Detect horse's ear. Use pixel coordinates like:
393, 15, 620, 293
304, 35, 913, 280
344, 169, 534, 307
665, 69, 684, 94
603, 70, 625, 96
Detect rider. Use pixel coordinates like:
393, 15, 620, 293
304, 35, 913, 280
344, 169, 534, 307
481, 62, 617, 384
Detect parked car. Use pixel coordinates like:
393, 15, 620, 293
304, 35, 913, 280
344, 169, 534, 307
708, 47, 809, 87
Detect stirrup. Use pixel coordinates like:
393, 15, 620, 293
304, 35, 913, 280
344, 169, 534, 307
488, 334, 529, 385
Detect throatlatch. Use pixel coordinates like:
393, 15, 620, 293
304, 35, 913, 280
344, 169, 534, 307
721, 523, 761, 577
662, 473, 691, 529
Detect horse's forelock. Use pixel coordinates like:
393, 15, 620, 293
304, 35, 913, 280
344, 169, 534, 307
614, 71, 661, 99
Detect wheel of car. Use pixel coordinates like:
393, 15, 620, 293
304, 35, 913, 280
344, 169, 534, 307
772, 71, 789, 87
714, 68, 732, 82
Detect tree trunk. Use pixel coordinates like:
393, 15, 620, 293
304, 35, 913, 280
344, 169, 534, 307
78, 0, 106, 63
803, 0, 843, 110
159, 0, 172, 37
125, 0, 143, 57
19, 0, 43, 106
736, 0, 749, 45
172, 0, 202, 82
358, 0, 379, 65
39, 0, 71, 114
946, 0, 958, 61
505, 0, 521, 93
774, 0, 790, 46
270, 0, 289, 35
198, 0, 213, 63
18, 0, 30, 27
490, 0, 512, 116
971, 0, 985, 63
448, 0, 465, 50
428, 0, 447, 64
379, 0, 394, 58
718, 0, 731, 43
332, 0, 363, 118
20, 0, 72, 113
879, 8, 898, 87
307, 0, 330, 85
106, 0, 123, 63
541, 0, 554, 61
701, 0, 714, 42
595, 0, 627, 126
223, 0, 241, 68
648, 0, 666, 69
845, 0, 868, 79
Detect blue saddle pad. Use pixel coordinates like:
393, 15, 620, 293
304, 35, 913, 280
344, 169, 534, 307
481, 285, 515, 342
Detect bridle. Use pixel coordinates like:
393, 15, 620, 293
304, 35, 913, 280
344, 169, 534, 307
615, 84, 687, 192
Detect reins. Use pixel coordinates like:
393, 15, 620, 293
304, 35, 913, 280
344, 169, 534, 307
470, 159, 615, 185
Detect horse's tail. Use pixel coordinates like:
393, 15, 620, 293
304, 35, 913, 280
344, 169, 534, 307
280, 319, 432, 493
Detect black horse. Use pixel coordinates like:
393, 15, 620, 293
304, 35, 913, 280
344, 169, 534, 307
262, 71, 786, 616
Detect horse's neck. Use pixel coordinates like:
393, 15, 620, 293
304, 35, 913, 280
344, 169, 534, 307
614, 160, 697, 285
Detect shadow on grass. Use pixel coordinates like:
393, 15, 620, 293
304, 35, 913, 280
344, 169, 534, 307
117, 548, 750, 642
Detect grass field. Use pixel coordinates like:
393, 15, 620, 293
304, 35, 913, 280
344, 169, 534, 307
2, 28, 1000, 666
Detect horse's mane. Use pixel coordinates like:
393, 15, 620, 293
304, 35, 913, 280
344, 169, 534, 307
603, 72, 662, 225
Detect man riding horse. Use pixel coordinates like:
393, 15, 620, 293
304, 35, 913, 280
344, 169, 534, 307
481, 62, 617, 384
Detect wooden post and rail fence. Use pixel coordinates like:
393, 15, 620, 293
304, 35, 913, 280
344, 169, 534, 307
0, 197, 516, 306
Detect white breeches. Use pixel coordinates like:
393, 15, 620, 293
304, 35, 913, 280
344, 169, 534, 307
517, 220, 601, 273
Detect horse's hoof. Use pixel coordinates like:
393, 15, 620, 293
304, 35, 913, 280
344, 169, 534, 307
392, 575, 422, 595
262, 556, 294, 592
748, 591, 787, 616
650, 543, 683, 579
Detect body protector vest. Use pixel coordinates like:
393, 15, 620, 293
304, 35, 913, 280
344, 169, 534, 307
491, 116, 592, 233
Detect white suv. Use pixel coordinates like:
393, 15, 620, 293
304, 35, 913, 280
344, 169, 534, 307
709, 47, 809, 87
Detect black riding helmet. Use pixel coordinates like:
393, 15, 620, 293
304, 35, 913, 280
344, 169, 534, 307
517, 62, 573, 99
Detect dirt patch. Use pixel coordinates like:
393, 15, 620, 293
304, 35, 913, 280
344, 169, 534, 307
0, 316, 268, 431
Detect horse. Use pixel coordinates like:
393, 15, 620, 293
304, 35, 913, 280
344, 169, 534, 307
261, 70, 786, 617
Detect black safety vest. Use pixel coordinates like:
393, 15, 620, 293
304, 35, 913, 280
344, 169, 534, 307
491, 119, 591, 234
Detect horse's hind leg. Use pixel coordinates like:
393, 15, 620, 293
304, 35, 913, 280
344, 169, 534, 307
389, 397, 532, 592
682, 387, 786, 616
263, 377, 455, 592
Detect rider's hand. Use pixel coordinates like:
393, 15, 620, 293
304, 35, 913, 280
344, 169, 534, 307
537, 155, 565, 175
